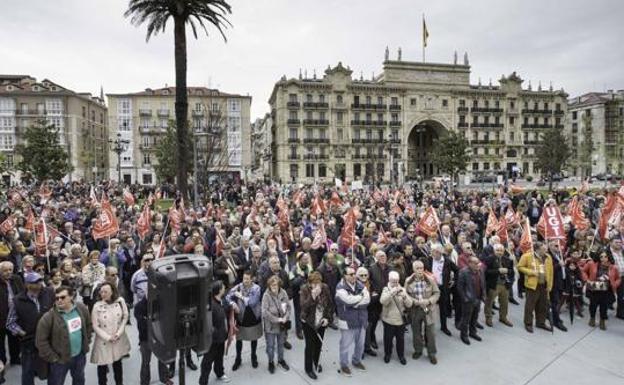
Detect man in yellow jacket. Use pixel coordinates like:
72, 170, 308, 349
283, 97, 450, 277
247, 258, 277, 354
517, 241, 553, 333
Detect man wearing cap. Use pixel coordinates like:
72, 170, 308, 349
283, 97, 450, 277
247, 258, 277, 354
6, 272, 54, 385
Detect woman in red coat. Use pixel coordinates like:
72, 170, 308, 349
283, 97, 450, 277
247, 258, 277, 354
581, 250, 621, 330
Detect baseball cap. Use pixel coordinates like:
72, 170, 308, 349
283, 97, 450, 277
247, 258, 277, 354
24, 272, 44, 284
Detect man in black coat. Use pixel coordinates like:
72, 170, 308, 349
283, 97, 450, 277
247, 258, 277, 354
0, 261, 23, 370
548, 240, 568, 332
457, 257, 486, 345
135, 297, 172, 385
483, 244, 514, 327
199, 281, 230, 385
367, 250, 391, 352
424, 244, 458, 336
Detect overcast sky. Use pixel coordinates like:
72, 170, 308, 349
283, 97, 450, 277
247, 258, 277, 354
2, 0, 623, 119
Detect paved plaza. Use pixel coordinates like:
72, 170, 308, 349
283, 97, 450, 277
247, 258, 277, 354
5, 297, 624, 385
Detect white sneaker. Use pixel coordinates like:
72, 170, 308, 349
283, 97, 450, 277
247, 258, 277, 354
217, 375, 231, 383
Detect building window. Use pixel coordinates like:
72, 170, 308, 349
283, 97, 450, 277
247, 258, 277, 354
483, 162, 490, 170
289, 127, 297, 139
337, 128, 343, 140
442, 99, 448, 108
320, 111, 326, 121
459, 99, 465, 107
290, 164, 298, 180
495, 100, 500, 108
337, 111, 343, 124
510, 101, 515, 109
472, 162, 479, 171
353, 95, 359, 105
365, 96, 371, 104
289, 111, 298, 120
337, 95, 343, 104
391, 97, 398, 106
473, 100, 478, 108
143, 153, 151, 165
228, 99, 240, 112
410, 98, 417, 106
572, 111, 577, 120
306, 128, 313, 139
377, 113, 383, 123
377, 163, 385, 178
306, 164, 315, 177
289, 94, 298, 102
306, 111, 313, 120
290, 146, 297, 158
318, 94, 324, 103
319, 163, 327, 177
353, 163, 361, 178
143, 136, 150, 148
377, 96, 383, 105
509, 116, 515, 125
509, 132, 514, 141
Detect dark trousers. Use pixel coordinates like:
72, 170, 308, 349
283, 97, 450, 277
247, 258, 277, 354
139, 341, 171, 385
452, 286, 461, 327
438, 286, 451, 330
97, 359, 122, 385
48, 353, 86, 385
302, 323, 325, 372
616, 278, 624, 318
382, 321, 405, 359
199, 341, 225, 385
517, 273, 526, 296
589, 291, 610, 320
367, 305, 381, 346
0, 328, 19, 365
20, 342, 38, 385
235, 339, 258, 360
524, 284, 548, 326
292, 289, 303, 333
550, 288, 562, 325
459, 301, 480, 337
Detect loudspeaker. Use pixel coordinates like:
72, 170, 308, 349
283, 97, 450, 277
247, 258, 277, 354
147, 254, 213, 363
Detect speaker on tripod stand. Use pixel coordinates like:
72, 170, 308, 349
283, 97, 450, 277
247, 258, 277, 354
147, 254, 213, 377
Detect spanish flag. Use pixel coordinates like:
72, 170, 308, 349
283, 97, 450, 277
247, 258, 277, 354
423, 16, 429, 48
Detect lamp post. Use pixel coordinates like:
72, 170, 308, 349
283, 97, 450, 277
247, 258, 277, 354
109, 132, 129, 184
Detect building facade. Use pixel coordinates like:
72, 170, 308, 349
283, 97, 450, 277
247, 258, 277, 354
268, 52, 568, 184
567, 91, 624, 177
106, 87, 252, 185
0, 75, 108, 185
251, 113, 272, 181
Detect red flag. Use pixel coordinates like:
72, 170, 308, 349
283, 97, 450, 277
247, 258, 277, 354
311, 194, 327, 217
329, 191, 343, 208
509, 184, 525, 194
391, 203, 403, 216
340, 206, 359, 249
311, 222, 327, 250
215, 230, 226, 256
34, 218, 49, 256
137, 205, 152, 240
504, 207, 518, 227
92, 199, 119, 240
537, 214, 545, 238
497, 217, 509, 243
542, 205, 566, 240
0, 215, 16, 235
568, 196, 589, 231
168, 207, 181, 232
123, 188, 135, 206
598, 193, 619, 240
417, 206, 441, 237
486, 208, 500, 235
292, 190, 304, 206
519, 218, 534, 254
24, 210, 35, 232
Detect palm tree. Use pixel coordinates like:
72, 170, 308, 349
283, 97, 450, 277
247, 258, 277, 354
125, 0, 232, 198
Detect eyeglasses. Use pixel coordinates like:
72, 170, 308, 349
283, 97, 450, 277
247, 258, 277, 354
358, 274, 369, 278
109, 273, 118, 277
55, 295, 68, 301
143, 259, 154, 262
345, 272, 355, 276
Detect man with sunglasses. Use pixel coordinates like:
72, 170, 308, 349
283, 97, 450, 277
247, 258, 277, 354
6, 272, 54, 385
36, 285, 92, 385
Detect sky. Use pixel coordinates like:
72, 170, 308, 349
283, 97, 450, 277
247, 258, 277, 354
2, 0, 623, 119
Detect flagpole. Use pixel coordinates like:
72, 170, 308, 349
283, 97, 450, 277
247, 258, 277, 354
422, 13, 426, 63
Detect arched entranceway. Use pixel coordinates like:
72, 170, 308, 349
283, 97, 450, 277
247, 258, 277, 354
407, 120, 448, 180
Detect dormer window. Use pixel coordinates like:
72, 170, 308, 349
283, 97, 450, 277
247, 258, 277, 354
162, 89, 169, 95
6, 85, 13, 91
33, 86, 40, 91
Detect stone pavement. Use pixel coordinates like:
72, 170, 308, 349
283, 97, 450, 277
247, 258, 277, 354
5, 298, 624, 385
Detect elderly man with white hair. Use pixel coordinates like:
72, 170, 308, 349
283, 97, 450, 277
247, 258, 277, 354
424, 243, 458, 337
380, 270, 412, 365
367, 250, 391, 355
483, 243, 514, 327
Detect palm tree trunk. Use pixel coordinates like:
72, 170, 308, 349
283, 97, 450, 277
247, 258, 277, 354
174, 16, 189, 198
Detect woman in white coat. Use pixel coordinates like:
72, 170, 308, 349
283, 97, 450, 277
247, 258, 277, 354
91, 282, 131, 385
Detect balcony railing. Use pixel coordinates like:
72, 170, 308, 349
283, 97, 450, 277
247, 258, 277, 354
389, 104, 402, 111
157, 109, 170, 117
521, 124, 553, 129
470, 123, 504, 129
302, 138, 330, 144
287, 119, 300, 125
521, 109, 554, 114
457, 107, 469, 113
303, 102, 329, 109
351, 120, 387, 127
287, 101, 300, 108
303, 119, 329, 126
458, 122, 469, 128
471, 107, 503, 114
287, 138, 300, 143
192, 110, 204, 117
389, 121, 402, 126
288, 155, 300, 160
554, 110, 565, 116
471, 140, 506, 145
303, 154, 329, 160
351, 103, 387, 111
139, 109, 152, 116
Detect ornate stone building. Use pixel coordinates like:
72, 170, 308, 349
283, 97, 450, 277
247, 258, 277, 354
567, 91, 624, 177
268, 51, 568, 184
0, 75, 108, 184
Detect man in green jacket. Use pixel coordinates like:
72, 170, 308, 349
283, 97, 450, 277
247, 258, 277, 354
35, 286, 92, 385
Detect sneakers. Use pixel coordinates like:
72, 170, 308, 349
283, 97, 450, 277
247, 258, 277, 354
340, 366, 352, 377
352, 362, 366, 371
217, 375, 231, 383
278, 359, 290, 371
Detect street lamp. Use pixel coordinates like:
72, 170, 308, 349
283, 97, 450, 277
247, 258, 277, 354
109, 132, 129, 184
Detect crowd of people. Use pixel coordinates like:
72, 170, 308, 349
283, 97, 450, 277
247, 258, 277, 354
0, 178, 623, 385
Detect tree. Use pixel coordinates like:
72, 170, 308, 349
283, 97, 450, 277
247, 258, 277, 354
430, 131, 470, 188
579, 113, 594, 178
154, 121, 194, 183
125, 0, 232, 199
535, 127, 572, 191
0, 152, 8, 176
15, 119, 72, 182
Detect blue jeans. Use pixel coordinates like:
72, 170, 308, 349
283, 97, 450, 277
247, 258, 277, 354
339, 327, 365, 368
265, 332, 285, 362
48, 353, 86, 385
21, 342, 37, 385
